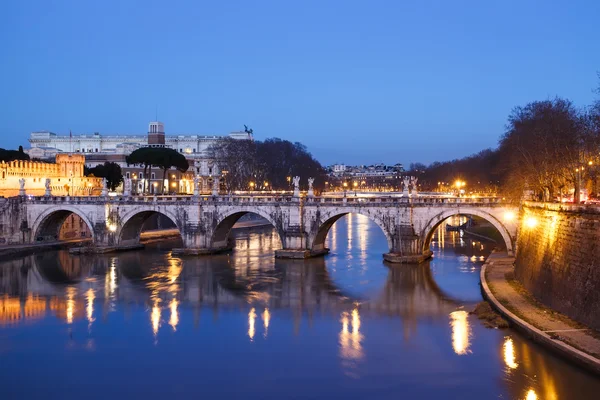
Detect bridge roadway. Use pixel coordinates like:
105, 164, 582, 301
0, 194, 518, 263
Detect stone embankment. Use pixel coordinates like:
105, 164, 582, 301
481, 251, 600, 375
516, 202, 600, 331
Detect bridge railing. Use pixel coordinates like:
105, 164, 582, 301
21, 194, 507, 206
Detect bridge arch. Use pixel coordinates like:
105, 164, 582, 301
210, 209, 284, 251
420, 208, 513, 255
31, 206, 95, 243
117, 208, 182, 247
310, 211, 394, 254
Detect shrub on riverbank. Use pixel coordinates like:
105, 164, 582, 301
471, 301, 509, 329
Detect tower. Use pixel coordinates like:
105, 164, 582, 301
148, 121, 165, 146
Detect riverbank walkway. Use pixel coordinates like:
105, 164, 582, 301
481, 252, 600, 374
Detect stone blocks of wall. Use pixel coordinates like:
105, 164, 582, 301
516, 203, 600, 331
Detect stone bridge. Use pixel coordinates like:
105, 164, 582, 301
0, 194, 518, 263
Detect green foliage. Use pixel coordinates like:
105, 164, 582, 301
126, 147, 189, 194
0, 147, 30, 162
86, 162, 124, 191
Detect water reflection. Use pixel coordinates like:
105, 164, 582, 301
339, 308, 364, 376
151, 298, 161, 337
504, 336, 518, 370
169, 298, 179, 332
0, 218, 599, 399
85, 288, 95, 326
449, 310, 471, 355
262, 308, 270, 338
526, 389, 538, 400
248, 307, 257, 341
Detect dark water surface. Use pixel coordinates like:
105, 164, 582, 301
1, 215, 598, 399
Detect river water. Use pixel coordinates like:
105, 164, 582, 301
0, 214, 598, 399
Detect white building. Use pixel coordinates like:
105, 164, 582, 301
332, 164, 346, 173
28, 121, 253, 162
27, 122, 253, 195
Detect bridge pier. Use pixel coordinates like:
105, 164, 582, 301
383, 225, 433, 264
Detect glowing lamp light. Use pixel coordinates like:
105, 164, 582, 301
503, 211, 515, 222
525, 389, 538, 400
525, 217, 538, 228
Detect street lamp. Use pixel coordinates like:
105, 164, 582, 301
249, 181, 255, 191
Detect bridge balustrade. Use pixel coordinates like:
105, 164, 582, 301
21, 194, 507, 206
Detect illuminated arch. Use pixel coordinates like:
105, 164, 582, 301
310, 211, 394, 254
117, 208, 182, 246
420, 208, 513, 254
210, 208, 284, 250
31, 206, 95, 242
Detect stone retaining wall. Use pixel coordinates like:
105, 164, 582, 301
516, 203, 600, 331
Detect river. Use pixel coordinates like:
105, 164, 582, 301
0, 214, 598, 399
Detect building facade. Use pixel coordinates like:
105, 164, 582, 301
0, 154, 102, 197
27, 122, 252, 195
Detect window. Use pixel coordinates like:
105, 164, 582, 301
139, 172, 144, 179
95, 148, 98, 152
151, 173, 155, 179
193, 149, 196, 153
180, 148, 183, 152
126, 172, 130, 179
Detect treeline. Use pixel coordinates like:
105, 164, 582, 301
409, 149, 502, 193
0, 146, 29, 162
412, 78, 600, 201
209, 138, 326, 191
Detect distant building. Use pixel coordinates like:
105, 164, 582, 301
0, 154, 102, 197
28, 121, 252, 159
27, 122, 253, 195
332, 164, 346, 174
328, 163, 403, 178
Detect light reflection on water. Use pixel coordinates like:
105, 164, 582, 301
0, 214, 598, 399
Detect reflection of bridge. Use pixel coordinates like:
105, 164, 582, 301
0, 194, 517, 262
0, 250, 464, 320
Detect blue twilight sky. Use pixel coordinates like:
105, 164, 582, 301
1, 0, 599, 166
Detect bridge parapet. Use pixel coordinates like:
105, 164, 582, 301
23, 194, 509, 206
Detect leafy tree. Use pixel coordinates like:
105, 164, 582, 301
86, 162, 124, 191
153, 148, 189, 193
126, 147, 156, 194
126, 147, 189, 194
